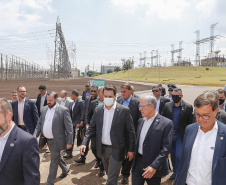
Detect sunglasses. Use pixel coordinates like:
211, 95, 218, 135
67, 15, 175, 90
85, 85, 90, 87
91, 90, 97, 92
152, 90, 159, 92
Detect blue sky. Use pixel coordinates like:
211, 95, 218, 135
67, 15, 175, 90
0, 0, 226, 72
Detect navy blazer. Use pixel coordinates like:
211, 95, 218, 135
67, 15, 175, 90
132, 114, 173, 177
175, 121, 226, 185
0, 125, 40, 185
36, 93, 47, 116
12, 98, 39, 134
69, 99, 84, 126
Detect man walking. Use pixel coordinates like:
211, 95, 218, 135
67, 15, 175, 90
34, 92, 73, 185
36, 85, 47, 116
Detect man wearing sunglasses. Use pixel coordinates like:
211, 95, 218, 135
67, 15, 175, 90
161, 88, 193, 180
82, 82, 91, 101
75, 84, 98, 164
152, 85, 170, 115
175, 91, 226, 185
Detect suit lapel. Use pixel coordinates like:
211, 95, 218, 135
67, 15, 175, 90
110, 103, 120, 129
99, 105, 104, 132
0, 126, 17, 173
212, 121, 224, 174
144, 114, 161, 141
117, 98, 123, 105
23, 98, 28, 117
137, 119, 145, 143
128, 97, 134, 109
178, 100, 185, 123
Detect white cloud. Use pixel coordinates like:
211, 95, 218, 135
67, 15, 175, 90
111, 0, 189, 20
195, 0, 215, 16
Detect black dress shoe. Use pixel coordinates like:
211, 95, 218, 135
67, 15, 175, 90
98, 170, 105, 177
74, 157, 85, 164
59, 169, 70, 178
94, 161, 100, 168
169, 173, 175, 180
121, 176, 128, 184
63, 153, 73, 158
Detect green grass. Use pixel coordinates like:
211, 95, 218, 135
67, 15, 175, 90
96, 66, 226, 87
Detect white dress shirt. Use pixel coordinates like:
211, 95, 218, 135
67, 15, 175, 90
156, 98, 160, 113
138, 113, 157, 155
102, 101, 116, 145
43, 105, 56, 139
0, 123, 15, 162
18, 98, 25, 125
40, 92, 47, 112
186, 121, 218, 185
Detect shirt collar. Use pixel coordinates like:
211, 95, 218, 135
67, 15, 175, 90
143, 112, 158, 122
0, 123, 15, 138
48, 104, 56, 111
42, 92, 47, 97
198, 120, 218, 132
123, 95, 132, 103
18, 97, 26, 103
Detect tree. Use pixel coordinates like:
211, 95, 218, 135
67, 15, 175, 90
114, 66, 121, 72
81, 72, 85, 77
107, 69, 113, 74
86, 70, 99, 77
122, 59, 134, 70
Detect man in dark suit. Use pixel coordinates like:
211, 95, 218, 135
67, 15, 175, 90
132, 94, 173, 185
0, 98, 40, 185
175, 91, 226, 185
158, 83, 166, 96
216, 109, 226, 124
75, 85, 98, 164
36, 85, 47, 116
117, 83, 141, 184
161, 88, 193, 180
80, 85, 135, 185
217, 88, 226, 112
82, 82, 91, 101
34, 92, 73, 185
152, 85, 170, 114
11, 86, 39, 135
63, 89, 84, 158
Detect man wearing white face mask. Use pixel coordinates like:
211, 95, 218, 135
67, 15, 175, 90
80, 85, 135, 185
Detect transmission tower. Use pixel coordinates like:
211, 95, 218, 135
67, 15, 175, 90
151, 50, 158, 67
194, 30, 200, 66
171, 41, 183, 66
210, 23, 218, 58
139, 51, 146, 67
53, 17, 71, 79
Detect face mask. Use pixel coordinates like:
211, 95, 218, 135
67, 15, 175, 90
172, 95, 181, 103
104, 98, 114, 106
219, 99, 225, 105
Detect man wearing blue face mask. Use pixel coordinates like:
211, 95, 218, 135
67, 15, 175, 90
161, 88, 193, 180
80, 85, 135, 185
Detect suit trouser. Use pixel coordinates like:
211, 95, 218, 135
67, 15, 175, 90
171, 133, 183, 178
101, 146, 122, 185
66, 126, 76, 154
132, 154, 161, 185
47, 139, 69, 185
121, 157, 133, 177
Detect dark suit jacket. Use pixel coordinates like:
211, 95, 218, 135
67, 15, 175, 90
216, 109, 226, 124
175, 121, 226, 185
83, 96, 97, 124
87, 99, 99, 125
12, 98, 39, 135
82, 90, 91, 101
159, 96, 170, 115
132, 114, 173, 177
0, 125, 40, 185
161, 100, 193, 142
117, 96, 141, 131
69, 99, 84, 126
36, 93, 47, 116
82, 102, 136, 161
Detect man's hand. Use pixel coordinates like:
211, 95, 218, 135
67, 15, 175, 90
80, 121, 84, 127
66, 144, 72, 149
80, 145, 86, 155
142, 166, 157, 179
127, 152, 134, 161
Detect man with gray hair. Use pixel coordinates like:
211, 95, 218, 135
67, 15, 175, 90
132, 94, 173, 185
175, 91, 226, 185
57, 90, 72, 109
161, 88, 193, 180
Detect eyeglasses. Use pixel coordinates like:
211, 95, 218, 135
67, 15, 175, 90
91, 90, 97, 92
152, 90, 159, 92
138, 104, 151, 108
193, 111, 214, 120
18, 91, 26, 93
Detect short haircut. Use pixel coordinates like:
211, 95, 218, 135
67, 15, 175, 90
152, 85, 161, 90
97, 87, 104, 94
86, 82, 90, 85
217, 89, 226, 97
38, 85, 46, 90
121, 83, 132, 90
17, 86, 25, 91
91, 85, 98, 89
11, 90, 17, 93
140, 94, 157, 109
71, 89, 79, 96
103, 85, 117, 96
0, 98, 13, 116
47, 91, 58, 99
61, 90, 67, 96
194, 91, 219, 111
173, 88, 183, 95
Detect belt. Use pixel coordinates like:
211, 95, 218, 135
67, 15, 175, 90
138, 153, 143, 158
18, 125, 26, 128
102, 144, 114, 148
174, 129, 179, 133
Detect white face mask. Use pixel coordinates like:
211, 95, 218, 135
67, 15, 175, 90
104, 98, 114, 106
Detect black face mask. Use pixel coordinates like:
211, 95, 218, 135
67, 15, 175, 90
219, 99, 225, 105
172, 95, 181, 103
